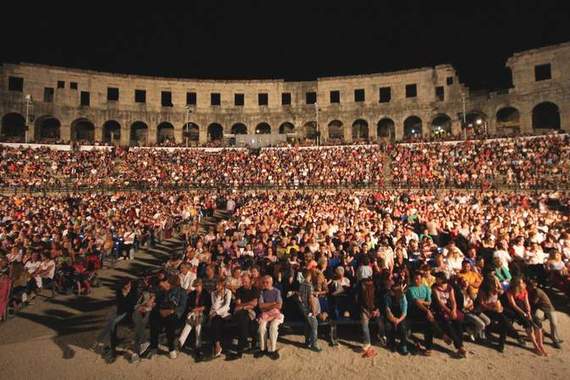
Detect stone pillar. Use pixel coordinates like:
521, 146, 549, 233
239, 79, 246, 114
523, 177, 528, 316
94, 124, 103, 142
369, 121, 377, 141
148, 127, 157, 145
199, 125, 208, 145
344, 123, 352, 143
422, 119, 431, 138
27, 123, 36, 142
61, 124, 71, 142
174, 127, 183, 144
519, 110, 532, 134
451, 119, 462, 137
487, 117, 497, 135
319, 121, 328, 142
120, 126, 130, 146
395, 121, 404, 141
560, 107, 570, 133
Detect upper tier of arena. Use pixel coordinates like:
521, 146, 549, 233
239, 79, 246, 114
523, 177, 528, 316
1, 42, 569, 147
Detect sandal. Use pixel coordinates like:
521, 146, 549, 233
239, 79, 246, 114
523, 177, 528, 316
362, 347, 377, 358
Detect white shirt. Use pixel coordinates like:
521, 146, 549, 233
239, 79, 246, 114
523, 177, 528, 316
493, 249, 512, 269
179, 271, 197, 291
210, 288, 232, 318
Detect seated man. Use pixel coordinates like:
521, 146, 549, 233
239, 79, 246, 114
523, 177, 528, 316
142, 275, 187, 360
406, 271, 437, 355
178, 279, 211, 359
256, 275, 284, 360
384, 280, 409, 355
228, 273, 259, 359
298, 269, 324, 352
357, 276, 386, 358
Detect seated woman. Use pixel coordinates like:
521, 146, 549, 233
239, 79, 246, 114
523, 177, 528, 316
545, 251, 569, 293
178, 279, 211, 359
454, 277, 490, 342
493, 257, 512, 290
432, 272, 467, 358
208, 279, 232, 358
505, 276, 547, 356
477, 275, 509, 352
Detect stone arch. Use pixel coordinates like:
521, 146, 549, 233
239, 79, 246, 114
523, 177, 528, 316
183, 122, 200, 145
532, 102, 560, 130
207, 123, 223, 141
278, 122, 295, 134
231, 123, 248, 135
464, 111, 488, 135
496, 106, 520, 135
71, 118, 95, 143
1, 113, 26, 141
328, 120, 344, 140
377, 118, 395, 141
303, 121, 318, 140
255, 122, 271, 135
157, 122, 175, 144
403, 116, 422, 138
103, 120, 121, 144
130, 121, 149, 146
352, 119, 369, 140
34, 115, 61, 142
431, 114, 452, 136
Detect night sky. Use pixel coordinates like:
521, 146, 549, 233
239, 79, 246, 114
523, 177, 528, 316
1, 0, 569, 90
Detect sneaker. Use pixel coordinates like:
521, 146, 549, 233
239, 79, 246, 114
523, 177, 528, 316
169, 350, 178, 359
268, 351, 280, 360
253, 350, 266, 358
468, 333, 476, 343
309, 345, 322, 353
130, 353, 141, 364
139, 342, 150, 355
104, 353, 117, 364
90, 342, 104, 353
226, 352, 243, 361
141, 348, 157, 360
399, 345, 409, 356
553, 341, 561, 349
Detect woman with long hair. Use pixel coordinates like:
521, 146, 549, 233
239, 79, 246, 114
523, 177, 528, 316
505, 276, 547, 356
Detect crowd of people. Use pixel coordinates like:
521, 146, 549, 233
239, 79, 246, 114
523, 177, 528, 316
0, 191, 209, 314
390, 134, 569, 189
0, 133, 568, 190
0, 129, 569, 365
79, 189, 569, 362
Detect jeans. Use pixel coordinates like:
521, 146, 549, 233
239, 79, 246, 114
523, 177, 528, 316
259, 318, 282, 353
97, 310, 127, 352
132, 311, 150, 354
437, 316, 464, 349
304, 315, 319, 348
150, 310, 178, 352
535, 309, 561, 343
385, 319, 409, 349
361, 312, 385, 347
232, 310, 254, 352
484, 310, 508, 348
464, 312, 491, 338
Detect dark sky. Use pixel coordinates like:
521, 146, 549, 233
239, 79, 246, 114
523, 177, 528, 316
2, 0, 569, 90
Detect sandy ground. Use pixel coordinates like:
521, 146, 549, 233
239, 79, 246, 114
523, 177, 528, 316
1, 240, 569, 380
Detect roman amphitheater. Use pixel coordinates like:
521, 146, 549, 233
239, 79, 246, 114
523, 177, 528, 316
1, 42, 569, 147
